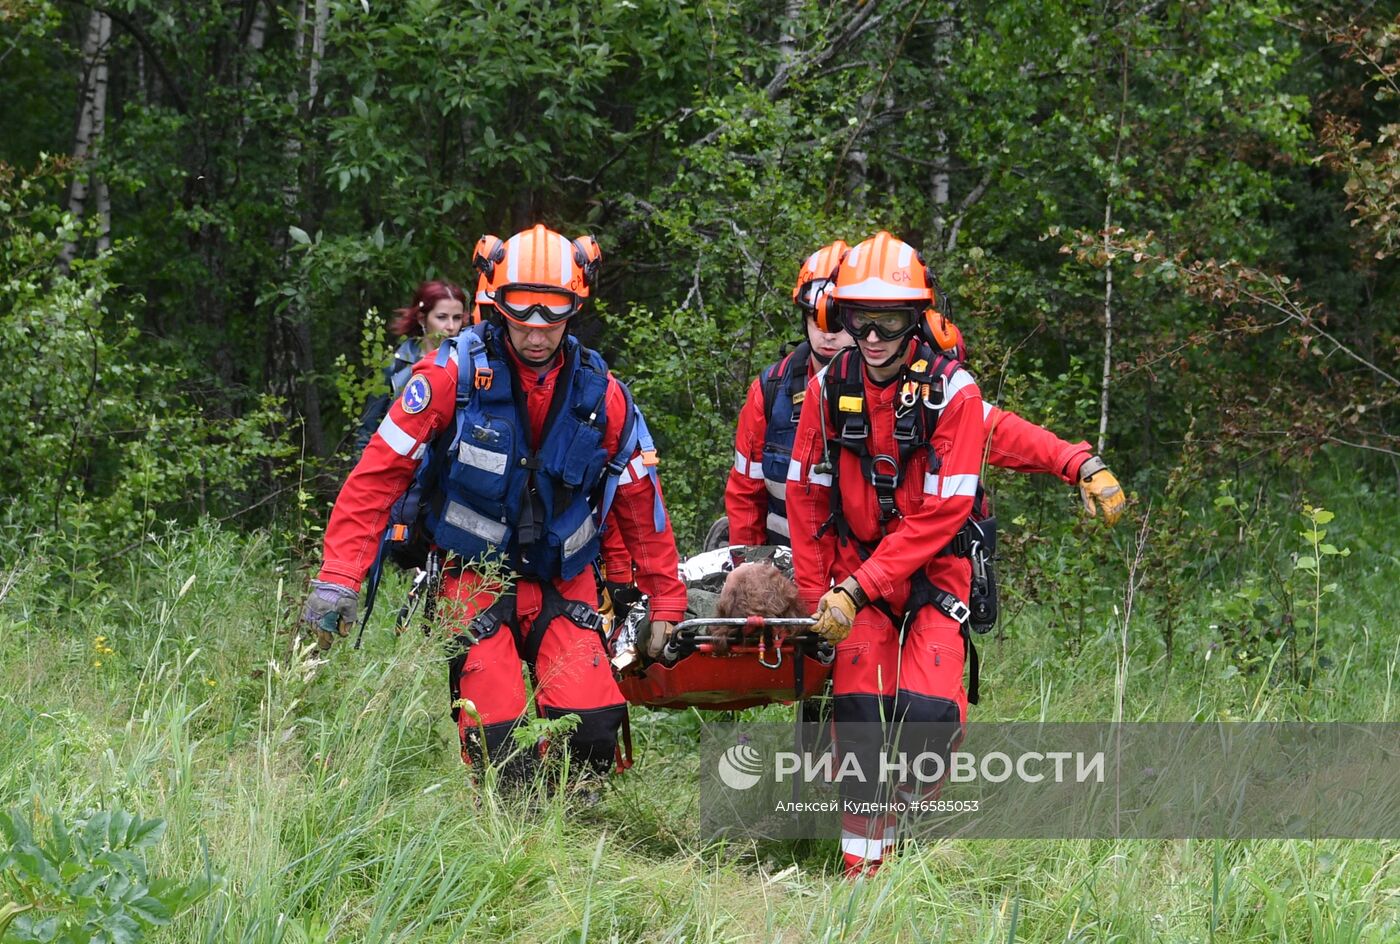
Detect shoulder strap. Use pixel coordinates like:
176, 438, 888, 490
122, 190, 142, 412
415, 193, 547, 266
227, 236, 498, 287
597, 380, 666, 532
760, 341, 810, 420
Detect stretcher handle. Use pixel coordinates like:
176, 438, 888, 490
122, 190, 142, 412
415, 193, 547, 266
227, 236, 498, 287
673, 617, 816, 633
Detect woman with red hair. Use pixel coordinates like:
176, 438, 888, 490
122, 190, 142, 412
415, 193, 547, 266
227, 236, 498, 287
353, 280, 466, 452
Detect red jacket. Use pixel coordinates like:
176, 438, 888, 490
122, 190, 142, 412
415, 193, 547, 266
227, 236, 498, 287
787, 348, 986, 612
728, 362, 1093, 548
318, 344, 689, 621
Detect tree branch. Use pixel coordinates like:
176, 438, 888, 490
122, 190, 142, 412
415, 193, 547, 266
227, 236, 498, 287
61, 0, 189, 113
944, 169, 992, 253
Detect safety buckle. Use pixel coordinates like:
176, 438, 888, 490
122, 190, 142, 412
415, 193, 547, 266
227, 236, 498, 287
567, 602, 605, 633
641, 449, 659, 467
946, 598, 971, 624
839, 416, 868, 440
390, 523, 409, 542
474, 366, 494, 389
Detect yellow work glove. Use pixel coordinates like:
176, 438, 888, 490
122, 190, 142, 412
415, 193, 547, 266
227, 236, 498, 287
812, 578, 865, 644
1077, 456, 1125, 527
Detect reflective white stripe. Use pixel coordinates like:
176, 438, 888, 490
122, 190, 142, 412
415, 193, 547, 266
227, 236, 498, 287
734, 449, 763, 479
443, 501, 508, 544
765, 478, 786, 501
845, 244, 860, 268
787, 459, 830, 487
839, 835, 885, 860
833, 276, 927, 301
923, 472, 979, 498
942, 473, 979, 497
562, 514, 597, 558
896, 240, 912, 268
944, 369, 977, 402
457, 440, 507, 475
506, 234, 520, 282
765, 511, 790, 538
411, 443, 427, 461
982, 401, 993, 420
557, 233, 572, 285
376, 414, 419, 457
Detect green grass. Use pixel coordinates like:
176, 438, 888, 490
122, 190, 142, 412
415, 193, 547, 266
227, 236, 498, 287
1, 479, 1397, 943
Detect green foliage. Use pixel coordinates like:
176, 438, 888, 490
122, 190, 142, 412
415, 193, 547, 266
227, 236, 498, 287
330, 307, 392, 425
0, 807, 215, 944
0, 160, 297, 556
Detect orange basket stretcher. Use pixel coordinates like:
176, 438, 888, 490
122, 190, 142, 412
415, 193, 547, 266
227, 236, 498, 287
618, 616, 834, 711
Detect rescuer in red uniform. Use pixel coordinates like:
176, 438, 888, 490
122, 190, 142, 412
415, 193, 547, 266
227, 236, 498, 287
303, 225, 687, 778
785, 232, 994, 874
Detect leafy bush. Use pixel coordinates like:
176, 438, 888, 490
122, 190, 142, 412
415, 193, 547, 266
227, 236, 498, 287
0, 807, 215, 944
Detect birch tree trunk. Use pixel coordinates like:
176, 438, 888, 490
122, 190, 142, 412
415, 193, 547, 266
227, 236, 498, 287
271, 0, 328, 456
778, 0, 801, 62
62, 8, 112, 267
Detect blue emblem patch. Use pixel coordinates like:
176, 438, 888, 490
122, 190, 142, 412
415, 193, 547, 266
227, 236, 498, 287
401, 375, 431, 414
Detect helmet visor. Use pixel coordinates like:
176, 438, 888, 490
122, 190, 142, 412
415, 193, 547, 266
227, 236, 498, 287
839, 303, 920, 341
495, 284, 581, 326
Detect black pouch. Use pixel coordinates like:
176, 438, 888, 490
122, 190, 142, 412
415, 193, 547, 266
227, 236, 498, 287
968, 515, 999, 634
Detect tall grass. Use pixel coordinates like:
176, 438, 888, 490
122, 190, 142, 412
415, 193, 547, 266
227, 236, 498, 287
0, 478, 1396, 942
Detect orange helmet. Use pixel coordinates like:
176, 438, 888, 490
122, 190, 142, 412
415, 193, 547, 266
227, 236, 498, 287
477, 224, 602, 327
792, 240, 849, 314
817, 231, 950, 344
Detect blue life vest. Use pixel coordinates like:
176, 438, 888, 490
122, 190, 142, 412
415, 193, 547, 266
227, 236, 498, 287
422, 322, 620, 581
756, 342, 811, 544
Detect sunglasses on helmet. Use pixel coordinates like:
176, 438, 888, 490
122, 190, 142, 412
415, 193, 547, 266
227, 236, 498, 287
493, 284, 582, 326
839, 304, 919, 341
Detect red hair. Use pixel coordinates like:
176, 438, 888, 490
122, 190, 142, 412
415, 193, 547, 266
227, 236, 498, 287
389, 280, 466, 338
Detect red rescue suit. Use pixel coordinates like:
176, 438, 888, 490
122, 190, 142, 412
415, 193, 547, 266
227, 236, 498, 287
318, 343, 687, 773
787, 343, 985, 865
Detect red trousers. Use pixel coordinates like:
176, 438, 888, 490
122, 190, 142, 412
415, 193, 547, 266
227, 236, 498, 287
831, 604, 968, 865
441, 568, 625, 777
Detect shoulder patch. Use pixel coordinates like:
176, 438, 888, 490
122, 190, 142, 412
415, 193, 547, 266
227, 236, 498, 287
401, 374, 431, 414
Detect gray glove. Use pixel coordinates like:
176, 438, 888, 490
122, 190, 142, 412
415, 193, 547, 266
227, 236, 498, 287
302, 580, 359, 650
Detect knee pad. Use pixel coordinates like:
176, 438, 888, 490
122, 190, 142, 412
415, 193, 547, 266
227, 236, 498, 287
462, 717, 536, 788
545, 704, 625, 776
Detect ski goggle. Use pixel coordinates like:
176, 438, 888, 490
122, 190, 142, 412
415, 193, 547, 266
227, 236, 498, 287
839, 303, 920, 341
493, 284, 582, 326
796, 277, 834, 312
